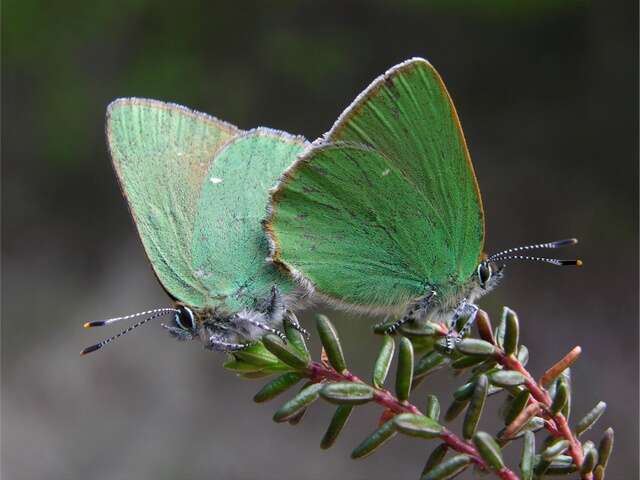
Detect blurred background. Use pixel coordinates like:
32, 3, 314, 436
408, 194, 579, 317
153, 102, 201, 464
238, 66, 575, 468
2, 1, 637, 479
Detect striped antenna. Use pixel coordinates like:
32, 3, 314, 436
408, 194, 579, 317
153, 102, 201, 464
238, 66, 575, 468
489, 254, 582, 267
488, 238, 578, 262
81, 308, 178, 355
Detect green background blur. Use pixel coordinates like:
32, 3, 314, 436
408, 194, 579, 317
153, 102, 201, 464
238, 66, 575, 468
3, 1, 637, 479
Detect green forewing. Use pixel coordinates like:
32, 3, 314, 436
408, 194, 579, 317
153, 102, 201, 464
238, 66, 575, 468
268, 58, 484, 310
192, 129, 307, 312
107, 98, 240, 307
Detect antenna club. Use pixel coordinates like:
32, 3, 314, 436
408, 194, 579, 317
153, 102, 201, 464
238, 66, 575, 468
80, 344, 102, 355
576, 259, 583, 267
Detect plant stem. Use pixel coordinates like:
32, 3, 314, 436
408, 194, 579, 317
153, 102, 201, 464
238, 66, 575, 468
306, 361, 520, 480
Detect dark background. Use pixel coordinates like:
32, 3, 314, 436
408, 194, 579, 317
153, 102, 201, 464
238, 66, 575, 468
3, 1, 637, 479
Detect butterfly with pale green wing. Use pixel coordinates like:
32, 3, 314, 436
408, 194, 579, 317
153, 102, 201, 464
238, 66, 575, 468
82, 98, 309, 355
266, 58, 581, 348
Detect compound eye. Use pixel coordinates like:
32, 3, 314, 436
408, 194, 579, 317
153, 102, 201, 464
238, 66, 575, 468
175, 306, 196, 331
477, 263, 492, 288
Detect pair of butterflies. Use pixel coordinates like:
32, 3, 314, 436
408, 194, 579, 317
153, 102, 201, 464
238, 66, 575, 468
82, 58, 580, 356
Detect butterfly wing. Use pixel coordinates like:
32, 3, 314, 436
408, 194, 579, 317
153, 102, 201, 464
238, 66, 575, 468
107, 98, 240, 307
267, 58, 484, 312
192, 128, 308, 312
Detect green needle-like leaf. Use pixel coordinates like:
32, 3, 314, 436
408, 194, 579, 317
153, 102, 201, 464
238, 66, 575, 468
581, 445, 598, 475
272, 382, 324, 422
234, 342, 281, 368
321, 382, 375, 405
422, 444, 448, 476
489, 370, 526, 387
457, 339, 496, 356
395, 337, 414, 402
520, 430, 535, 480
414, 351, 447, 378
503, 307, 519, 355
453, 381, 475, 401
320, 405, 353, 449
393, 413, 443, 438
425, 394, 440, 420
254, 372, 303, 403
505, 390, 530, 425
576, 401, 607, 435
372, 336, 395, 388
444, 398, 469, 422
316, 315, 347, 372
550, 377, 569, 414
285, 321, 310, 362
262, 334, 310, 369
473, 431, 505, 471
421, 454, 471, 480
351, 419, 397, 459
596, 427, 614, 474
542, 439, 570, 460
463, 374, 488, 439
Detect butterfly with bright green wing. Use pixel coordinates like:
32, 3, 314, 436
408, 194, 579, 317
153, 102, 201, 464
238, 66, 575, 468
82, 98, 309, 355
266, 58, 581, 346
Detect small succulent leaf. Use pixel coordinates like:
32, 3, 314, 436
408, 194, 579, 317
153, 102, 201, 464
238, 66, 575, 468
580, 446, 598, 475
451, 355, 488, 369
320, 405, 353, 449
456, 338, 496, 356
393, 413, 443, 438
550, 377, 569, 415
223, 356, 267, 373
520, 430, 535, 480
489, 370, 526, 387
414, 351, 447, 378
316, 315, 347, 372
495, 307, 508, 349
421, 444, 448, 476
576, 401, 607, 435
505, 390, 530, 425
540, 346, 581, 388
503, 307, 519, 355
372, 336, 395, 388
516, 345, 529, 366
254, 372, 303, 403
395, 337, 414, 402
475, 309, 495, 344
287, 407, 307, 425
421, 454, 472, 480
425, 394, 441, 421
542, 439, 570, 460
262, 334, 309, 369
444, 398, 469, 422
351, 419, 397, 459
594, 465, 605, 480
234, 342, 281, 367
596, 427, 614, 472
321, 382, 375, 405
473, 431, 505, 471
453, 382, 475, 401
463, 374, 488, 439
272, 382, 323, 422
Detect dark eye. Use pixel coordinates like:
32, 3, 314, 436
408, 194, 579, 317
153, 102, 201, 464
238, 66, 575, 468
175, 306, 196, 331
477, 263, 492, 288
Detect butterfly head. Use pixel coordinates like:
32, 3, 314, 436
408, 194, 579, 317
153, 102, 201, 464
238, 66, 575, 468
476, 260, 505, 291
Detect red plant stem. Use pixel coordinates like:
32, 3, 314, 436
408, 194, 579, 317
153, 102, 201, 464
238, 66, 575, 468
498, 353, 590, 479
306, 361, 520, 480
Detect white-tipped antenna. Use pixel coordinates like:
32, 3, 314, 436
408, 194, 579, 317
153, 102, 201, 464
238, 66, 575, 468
81, 308, 178, 355
487, 238, 578, 262
489, 254, 582, 267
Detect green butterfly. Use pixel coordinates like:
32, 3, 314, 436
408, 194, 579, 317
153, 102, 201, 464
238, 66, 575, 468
266, 58, 580, 344
82, 98, 308, 355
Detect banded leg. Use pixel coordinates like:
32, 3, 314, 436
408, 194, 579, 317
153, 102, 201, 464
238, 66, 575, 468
208, 337, 252, 352
285, 311, 310, 339
380, 290, 437, 334
235, 312, 287, 342
445, 300, 478, 352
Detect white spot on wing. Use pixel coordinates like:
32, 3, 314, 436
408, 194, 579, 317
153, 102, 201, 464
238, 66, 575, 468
210, 177, 223, 184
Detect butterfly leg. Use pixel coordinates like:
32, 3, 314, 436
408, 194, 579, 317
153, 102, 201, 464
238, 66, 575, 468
445, 300, 478, 352
208, 337, 252, 352
381, 290, 437, 334
233, 311, 287, 342
285, 310, 310, 339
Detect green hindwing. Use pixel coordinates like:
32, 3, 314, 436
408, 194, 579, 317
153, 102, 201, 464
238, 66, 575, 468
107, 98, 240, 308
192, 129, 307, 312
267, 58, 484, 311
